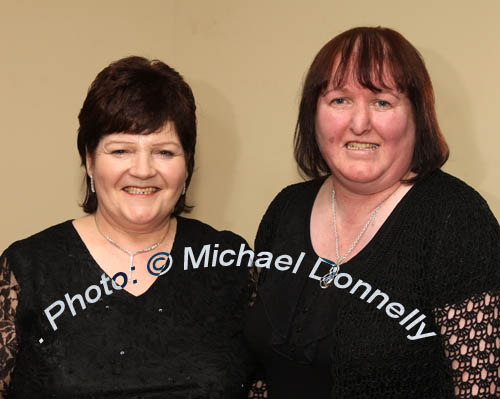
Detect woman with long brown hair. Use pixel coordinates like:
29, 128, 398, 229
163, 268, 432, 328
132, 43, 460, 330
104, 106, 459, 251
246, 27, 499, 398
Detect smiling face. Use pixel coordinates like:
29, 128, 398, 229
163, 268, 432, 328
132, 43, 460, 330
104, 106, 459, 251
86, 122, 187, 231
315, 72, 415, 195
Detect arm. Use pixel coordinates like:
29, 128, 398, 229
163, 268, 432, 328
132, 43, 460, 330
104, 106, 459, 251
428, 190, 500, 398
434, 292, 499, 397
248, 186, 289, 307
0, 255, 20, 397
247, 187, 293, 399
248, 380, 268, 398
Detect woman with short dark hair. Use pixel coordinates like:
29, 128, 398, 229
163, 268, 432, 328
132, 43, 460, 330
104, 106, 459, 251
0, 56, 251, 398
246, 27, 499, 398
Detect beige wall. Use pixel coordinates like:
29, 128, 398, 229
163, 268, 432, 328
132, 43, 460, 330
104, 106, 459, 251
1, 0, 499, 251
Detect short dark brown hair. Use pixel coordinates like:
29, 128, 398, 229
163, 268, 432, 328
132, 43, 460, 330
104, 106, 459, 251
294, 26, 449, 182
77, 56, 196, 214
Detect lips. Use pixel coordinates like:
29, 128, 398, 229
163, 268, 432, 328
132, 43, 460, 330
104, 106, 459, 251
346, 142, 379, 150
123, 187, 159, 195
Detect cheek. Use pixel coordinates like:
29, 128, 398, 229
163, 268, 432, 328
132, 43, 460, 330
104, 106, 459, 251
316, 125, 342, 149
374, 113, 414, 144
379, 117, 415, 166
161, 160, 187, 184
94, 161, 123, 186
315, 114, 334, 147
316, 109, 350, 146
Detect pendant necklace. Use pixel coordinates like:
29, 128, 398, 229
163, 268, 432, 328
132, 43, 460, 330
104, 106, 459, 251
94, 216, 170, 285
319, 186, 385, 289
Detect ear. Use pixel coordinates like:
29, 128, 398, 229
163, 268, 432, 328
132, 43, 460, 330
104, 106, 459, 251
86, 150, 94, 177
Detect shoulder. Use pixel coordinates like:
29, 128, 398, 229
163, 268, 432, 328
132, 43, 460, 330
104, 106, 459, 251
254, 178, 325, 251
176, 216, 248, 249
176, 217, 250, 289
268, 178, 326, 206
259, 178, 325, 222
3, 220, 75, 262
418, 170, 488, 205
415, 170, 496, 224
413, 170, 499, 251
420, 172, 500, 305
1, 220, 75, 291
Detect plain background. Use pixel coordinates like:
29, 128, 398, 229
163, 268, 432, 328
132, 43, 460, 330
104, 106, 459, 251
1, 0, 499, 252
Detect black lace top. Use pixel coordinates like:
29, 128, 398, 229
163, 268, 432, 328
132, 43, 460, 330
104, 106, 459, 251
0, 216, 252, 398
245, 170, 500, 398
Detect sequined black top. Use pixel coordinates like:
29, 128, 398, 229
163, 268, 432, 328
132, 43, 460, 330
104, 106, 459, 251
0, 216, 252, 398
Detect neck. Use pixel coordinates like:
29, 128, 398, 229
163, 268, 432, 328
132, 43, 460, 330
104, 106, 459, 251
94, 211, 172, 251
330, 176, 403, 224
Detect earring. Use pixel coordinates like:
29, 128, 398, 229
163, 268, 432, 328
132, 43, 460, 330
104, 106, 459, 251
90, 176, 95, 193
182, 182, 186, 195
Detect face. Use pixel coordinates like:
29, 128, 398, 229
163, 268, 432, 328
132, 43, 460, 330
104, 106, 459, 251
86, 122, 187, 231
315, 72, 415, 194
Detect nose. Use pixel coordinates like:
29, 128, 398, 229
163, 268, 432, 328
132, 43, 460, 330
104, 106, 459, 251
129, 152, 156, 179
350, 102, 371, 135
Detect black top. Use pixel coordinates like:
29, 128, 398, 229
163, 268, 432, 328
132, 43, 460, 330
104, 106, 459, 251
0, 216, 253, 398
245, 170, 500, 398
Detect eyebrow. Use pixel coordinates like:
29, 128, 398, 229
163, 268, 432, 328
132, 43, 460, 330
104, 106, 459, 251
377, 89, 401, 99
324, 86, 401, 99
151, 141, 182, 147
103, 140, 181, 146
103, 140, 135, 145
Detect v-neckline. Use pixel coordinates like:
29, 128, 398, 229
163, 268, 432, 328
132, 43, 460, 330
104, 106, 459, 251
305, 177, 420, 272
68, 217, 181, 298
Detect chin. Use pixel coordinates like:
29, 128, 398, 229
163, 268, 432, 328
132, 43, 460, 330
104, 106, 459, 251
341, 168, 382, 184
122, 209, 161, 226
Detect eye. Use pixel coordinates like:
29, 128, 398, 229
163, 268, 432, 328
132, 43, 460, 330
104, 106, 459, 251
375, 100, 391, 108
158, 150, 174, 157
331, 98, 347, 105
111, 149, 127, 155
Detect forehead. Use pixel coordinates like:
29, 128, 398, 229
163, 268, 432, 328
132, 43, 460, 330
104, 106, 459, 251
327, 52, 400, 93
100, 122, 180, 145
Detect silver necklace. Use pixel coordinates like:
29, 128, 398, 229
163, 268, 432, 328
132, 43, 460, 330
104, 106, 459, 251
94, 217, 170, 285
320, 186, 385, 289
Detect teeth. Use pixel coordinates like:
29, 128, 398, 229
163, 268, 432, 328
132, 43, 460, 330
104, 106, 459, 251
124, 187, 158, 194
346, 142, 379, 150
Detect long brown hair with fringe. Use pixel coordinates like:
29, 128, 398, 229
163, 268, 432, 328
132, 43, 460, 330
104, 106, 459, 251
294, 26, 449, 182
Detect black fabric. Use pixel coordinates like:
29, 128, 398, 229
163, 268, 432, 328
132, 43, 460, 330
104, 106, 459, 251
1, 216, 252, 398
245, 170, 500, 398
245, 295, 333, 399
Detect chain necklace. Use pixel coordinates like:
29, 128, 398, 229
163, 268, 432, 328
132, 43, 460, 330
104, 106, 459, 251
94, 216, 170, 285
319, 186, 385, 289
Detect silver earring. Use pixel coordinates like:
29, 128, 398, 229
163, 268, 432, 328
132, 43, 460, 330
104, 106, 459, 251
90, 176, 95, 193
182, 182, 186, 195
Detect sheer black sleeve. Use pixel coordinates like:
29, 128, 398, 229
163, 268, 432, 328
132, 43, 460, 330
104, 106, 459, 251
428, 190, 500, 398
0, 253, 20, 397
434, 293, 499, 397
